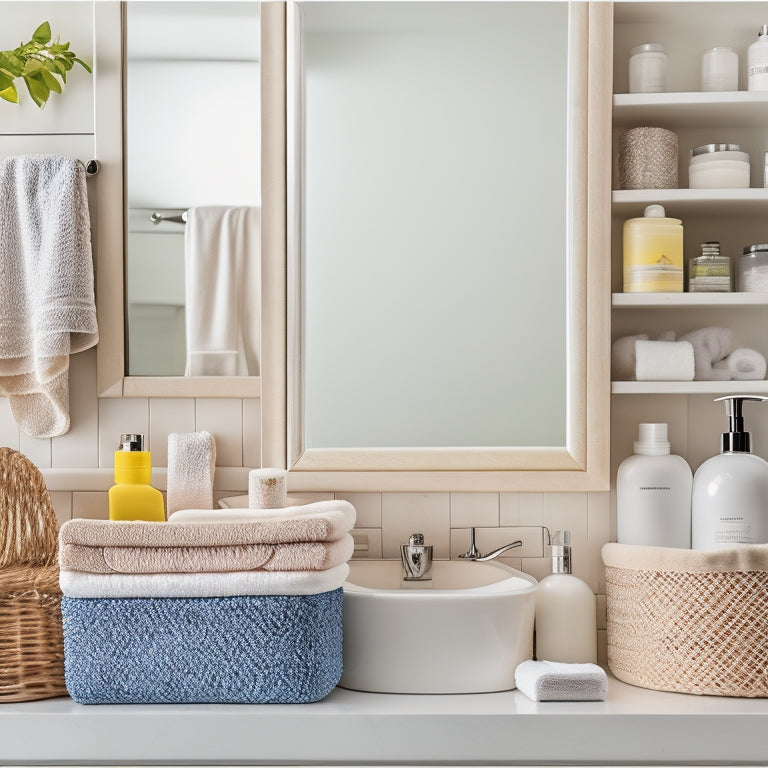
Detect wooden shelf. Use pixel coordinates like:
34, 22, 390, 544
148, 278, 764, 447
611, 188, 768, 217
612, 292, 768, 308
612, 380, 768, 394
612, 92, 768, 130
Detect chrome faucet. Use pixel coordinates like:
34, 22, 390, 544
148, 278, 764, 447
400, 533, 433, 581
459, 527, 522, 561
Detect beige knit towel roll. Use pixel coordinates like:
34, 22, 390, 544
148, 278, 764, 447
60, 501, 356, 549
602, 542, 768, 573
59, 533, 354, 574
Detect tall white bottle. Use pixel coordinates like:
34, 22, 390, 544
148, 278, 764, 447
535, 531, 597, 664
616, 423, 692, 548
692, 395, 768, 550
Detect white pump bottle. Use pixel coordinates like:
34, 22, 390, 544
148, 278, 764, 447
691, 395, 768, 550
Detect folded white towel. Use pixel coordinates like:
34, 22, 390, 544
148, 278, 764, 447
185, 206, 260, 376
713, 348, 767, 381
249, 467, 288, 509
59, 562, 349, 598
166, 431, 217, 515
678, 326, 734, 381
169, 499, 357, 537
0, 155, 98, 437
611, 334, 648, 381
514, 660, 607, 702
635, 340, 695, 381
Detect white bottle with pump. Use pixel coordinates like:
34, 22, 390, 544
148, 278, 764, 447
616, 423, 692, 548
535, 531, 597, 664
692, 395, 768, 550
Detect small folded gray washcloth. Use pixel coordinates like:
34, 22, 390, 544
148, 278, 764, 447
515, 660, 607, 702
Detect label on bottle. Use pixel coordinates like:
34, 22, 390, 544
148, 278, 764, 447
715, 524, 752, 545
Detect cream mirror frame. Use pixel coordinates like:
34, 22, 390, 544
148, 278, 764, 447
260, 1, 612, 492
94, 2, 271, 398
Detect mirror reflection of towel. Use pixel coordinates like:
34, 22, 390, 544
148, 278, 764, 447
0, 155, 98, 437
184, 206, 260, 376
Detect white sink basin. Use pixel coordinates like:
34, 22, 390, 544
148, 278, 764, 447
339, 559, 537, 694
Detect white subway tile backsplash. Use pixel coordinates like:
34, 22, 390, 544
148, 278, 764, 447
72, 491, 109, 520
450, 492, 498, 528
350, 528, 383, 559
195, 399, 243, 466
148, 398, 196, 466
50, 491, 73, 528
499, 492, 522, 526
98, 398, 149, 468
0, 398, 20, 451
242, 398, 261, 468
52, 347, 98, 468
336, 492, 382, 528
20, 433, 51, 469
588, 492, 611, 594
381, 492, 450, 558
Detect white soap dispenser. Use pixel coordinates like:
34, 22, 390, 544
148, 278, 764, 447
535, 531, 597, 664
691, 395, 768, 550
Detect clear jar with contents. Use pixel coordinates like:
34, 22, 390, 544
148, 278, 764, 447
629, 43, 666, 93
689, 144, 750, 189
701, 46, 738, 91
738, 244, 768, 291
689, 241, 731, 292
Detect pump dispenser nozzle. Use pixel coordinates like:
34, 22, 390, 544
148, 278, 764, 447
715, 395, 768, 453
550, 530, 572, 574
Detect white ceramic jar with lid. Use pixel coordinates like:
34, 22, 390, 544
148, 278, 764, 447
629, 43, 666, 93
688, 144, 750, 189
738, 244, 768, 291
702, 46, 738, 91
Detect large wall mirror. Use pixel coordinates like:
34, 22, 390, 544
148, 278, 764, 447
267, 0, 611, 490
95, 1, 264, 397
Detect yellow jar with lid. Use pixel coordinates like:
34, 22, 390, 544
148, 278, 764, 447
623, 204, 684, 292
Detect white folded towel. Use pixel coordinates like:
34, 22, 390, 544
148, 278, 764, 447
713, 348, 767, 381
169, 499, 357, 538
678, 326, 734, 381
611, 334, 648, 381
514, 660, 607, 702
0, 155, 98, 437
59, 562, 349, 599
635, 340, 695, 381
185, 206, 260, 376
166, 431, 217, 515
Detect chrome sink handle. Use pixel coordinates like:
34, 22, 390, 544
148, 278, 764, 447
459, 527, 522, 562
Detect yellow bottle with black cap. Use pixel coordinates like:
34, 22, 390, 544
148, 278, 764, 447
108, 434, 166, 521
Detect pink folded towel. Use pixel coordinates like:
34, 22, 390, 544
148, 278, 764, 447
59, 534, 354, 574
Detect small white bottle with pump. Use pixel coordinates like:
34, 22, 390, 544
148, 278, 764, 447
535, 531, 597, 664
616, 423, 692, 549
692, 395, 768, 550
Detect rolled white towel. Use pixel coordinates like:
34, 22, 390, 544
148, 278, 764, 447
713, 348, 767, 381
678, 326, 734, 381
166, 431, 216, 515
611, 334, 648, 380
514, 660, 607, 702
249, 467, 288, 509
635, 340, 695, 381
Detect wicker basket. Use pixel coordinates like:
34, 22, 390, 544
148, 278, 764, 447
603, 542, 768, 697
0, 447, 67, 702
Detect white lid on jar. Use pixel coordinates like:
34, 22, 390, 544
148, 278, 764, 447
630, 42, 666, 56
692, 143, 741, 156
704, 46, 736, 54
743, 244, 768, 255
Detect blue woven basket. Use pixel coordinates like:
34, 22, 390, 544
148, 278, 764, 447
61, 588, 343, 704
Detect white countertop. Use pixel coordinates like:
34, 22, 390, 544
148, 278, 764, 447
1, 676, 768, 765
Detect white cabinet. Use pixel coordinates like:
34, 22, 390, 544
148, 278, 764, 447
612, 3, 768, 397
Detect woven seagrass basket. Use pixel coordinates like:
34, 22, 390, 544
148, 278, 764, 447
0, 447, 67, 702
602, 542, 768, 697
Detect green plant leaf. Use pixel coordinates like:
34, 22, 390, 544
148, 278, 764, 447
39, 67, 61, 93
22, 58, 43, 74
0, 51, 24, 76
0, 83, 18, 103
0, 71, 12, 91
73, 57, 92, 74
31, 22, 51, 45
23, 72, 49, 107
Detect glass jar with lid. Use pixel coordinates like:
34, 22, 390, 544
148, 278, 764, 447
689, 241, 731, 293
738, 244, 768, 291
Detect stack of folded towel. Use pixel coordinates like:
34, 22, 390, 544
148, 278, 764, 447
58, 500, 355, 704
612, 327, 767, 382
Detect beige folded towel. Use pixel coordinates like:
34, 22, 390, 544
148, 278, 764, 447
602, 542, 768, 573
60, 501, 356, 549
59, 533, 354, 574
